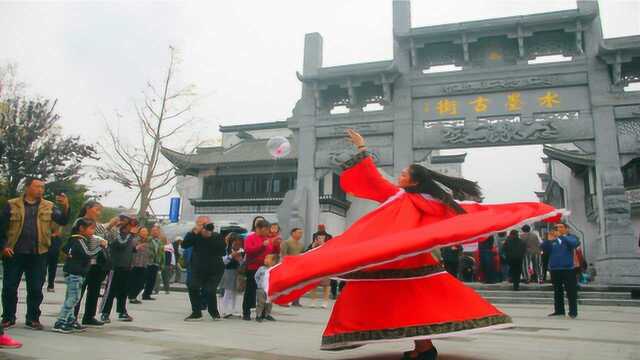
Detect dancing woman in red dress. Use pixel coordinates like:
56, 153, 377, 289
267, 129, 564, 360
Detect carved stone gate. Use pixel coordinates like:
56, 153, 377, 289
286, 1, 640, 286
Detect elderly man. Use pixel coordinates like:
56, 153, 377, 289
0, 178, 70, 330
182, 216, 226, 321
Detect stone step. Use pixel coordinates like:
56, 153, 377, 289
475, 290, 632, 300
465, 282, 639, 293
483, 296, 640, 307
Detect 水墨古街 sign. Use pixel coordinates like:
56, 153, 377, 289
413, 86, 594, 148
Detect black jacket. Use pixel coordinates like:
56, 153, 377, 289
63, 235, 103, 276
503, 236, 527, 262
182, 231, 225, 275
108, 230, 137, 270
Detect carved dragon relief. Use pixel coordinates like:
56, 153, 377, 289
441, 119, 559, 145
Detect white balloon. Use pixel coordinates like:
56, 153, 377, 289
266, 136, 291, 159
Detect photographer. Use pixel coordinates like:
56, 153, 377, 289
100, 214, 140, 323
182, 216, 226, 321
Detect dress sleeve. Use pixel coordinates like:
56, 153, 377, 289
339, 152, 399, 203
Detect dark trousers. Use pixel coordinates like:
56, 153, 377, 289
74, 265, 108, 321
330, 279, 345, 299
479, 251, 496, 283
509, 259, 523, 290
188, 271, 222, 317
242, 270, 257, 318
551, 269, 578, 316
541, 253, 550, 282
46, 239, 62, 289
444, 261, 460, 278
101, 268, 129, 316
128, 267, 146, 300
143, 265, 159, 298
2, 253, 47, 322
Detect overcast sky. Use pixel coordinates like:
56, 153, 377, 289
1, 0, 639, 211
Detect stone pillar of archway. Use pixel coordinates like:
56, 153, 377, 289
583, 1, 640, 285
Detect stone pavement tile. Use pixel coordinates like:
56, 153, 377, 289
1, 285, 639, 360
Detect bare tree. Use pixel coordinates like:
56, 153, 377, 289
96, 46, 198, 220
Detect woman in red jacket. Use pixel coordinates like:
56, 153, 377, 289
267, 129, 564, 360
242, 220, 276, 321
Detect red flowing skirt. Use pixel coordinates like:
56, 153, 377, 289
321, 272, 512, 350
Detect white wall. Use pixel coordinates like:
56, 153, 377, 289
175, 175, 201, 222
549, 160, 600, 263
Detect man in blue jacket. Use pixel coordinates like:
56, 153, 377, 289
541, 223, 580, 318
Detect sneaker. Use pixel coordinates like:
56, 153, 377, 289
210, 315, 222, 321
100, 314, 111, 324
321, 301, 329, 309
569, 314, 578, 319
1, 320, 15, 329
142, 296, 156, 301
184, 313, 203, 322
47, 288, 55, 293
71, 321, 87, 332
547, 312, 565, 317
223, 314, 234, 319
264, 315, 276, 322
25, 320, 44, 330
117, 313, 133, 322
292, 301, 303, 308
256, 317, 263, 323
0, 334, 22, 348
82, 318, 105, 327
242, 315, 252, 321
129, 299, 142, 304
309, 301, 317, 308
52, 321, 73, 334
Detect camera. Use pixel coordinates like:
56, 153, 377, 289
204, 223, 215, 232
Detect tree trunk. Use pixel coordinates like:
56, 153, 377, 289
138, 186, 151, 222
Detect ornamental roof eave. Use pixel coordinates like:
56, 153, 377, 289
543, 145, 595, 167
430, 153, 467, 164
219, 121, 289, 133
161, 138, 299, 171
296, 60, 398, 83
598, 35, 640, 57
397, 7, 597, 41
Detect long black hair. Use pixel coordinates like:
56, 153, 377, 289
405, 164, 482, 214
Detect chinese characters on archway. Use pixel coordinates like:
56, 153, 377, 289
424, 91, 561, 116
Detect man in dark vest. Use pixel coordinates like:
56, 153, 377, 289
0, 178, 70, 330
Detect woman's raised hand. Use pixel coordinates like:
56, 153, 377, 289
346, 128, 366, 150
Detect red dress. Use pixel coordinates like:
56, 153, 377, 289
267, 156, 564, 350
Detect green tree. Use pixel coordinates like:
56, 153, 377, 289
0, 97, 97, 198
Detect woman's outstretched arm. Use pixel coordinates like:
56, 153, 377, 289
339, 129, 399, 203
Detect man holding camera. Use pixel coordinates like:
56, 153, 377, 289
0, 177, 70, 331
182, 216, 226, 321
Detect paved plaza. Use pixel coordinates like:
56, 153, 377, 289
0, 285, 638, 360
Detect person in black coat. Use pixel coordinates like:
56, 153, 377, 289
441, 245, 463, 278
182, 218, 226, 321
503, 230, 527, 290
